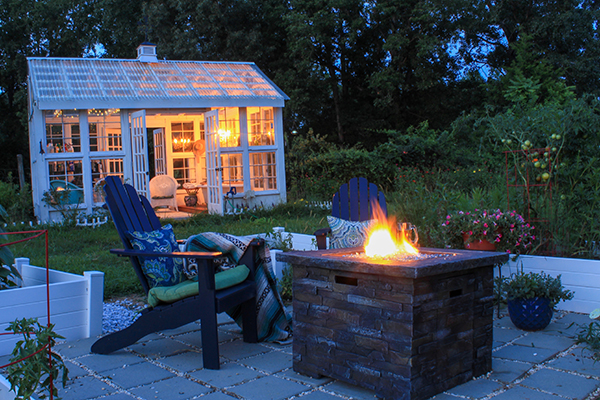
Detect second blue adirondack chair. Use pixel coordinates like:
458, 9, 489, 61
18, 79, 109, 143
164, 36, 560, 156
314, 177, 387, 249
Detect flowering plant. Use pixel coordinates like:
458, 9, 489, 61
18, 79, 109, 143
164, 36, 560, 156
442, 209, 535, 254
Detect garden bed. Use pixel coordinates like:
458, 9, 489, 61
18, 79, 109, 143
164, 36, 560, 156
0, 258, 104, 356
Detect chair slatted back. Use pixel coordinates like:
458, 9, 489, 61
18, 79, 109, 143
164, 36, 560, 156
103, 175, 162, 293
331, 177, 387, 221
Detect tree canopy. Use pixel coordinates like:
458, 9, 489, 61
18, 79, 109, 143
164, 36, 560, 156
0, 0, 599, 176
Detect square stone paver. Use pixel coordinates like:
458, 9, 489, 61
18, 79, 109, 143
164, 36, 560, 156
103, 362, 176, 389
549, 354, 600, 378
199, 392, 240, 399
98, 394, 138, 400
297, 390, 349, 400
445, 377, 503, 398
276, 369, 333, 387
129, 376, 212, 399
493, 343, 559, 363
159, 350, 204, 372
494, 327, 525, 344
56, 375, 117, 400
239, 350, 292, 373
218, 340, 271, 361
519, 368, 600, 399
189, 362, 264, 387
492, 385, 564, 400
228, 375, 310, 400
321, 381, 378, 400
489, 358, 533, 383
175, 329, 237, 348
54, 337, 97, 358
128, 337, 191, 358
512, 332, 575, 351
63, 360, 89, 379
77, 352, 144, 372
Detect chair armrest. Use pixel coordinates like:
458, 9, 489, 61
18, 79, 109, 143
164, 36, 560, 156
314, 227, 331, 250
238, 238, 263, 278
110, 249, 222, 259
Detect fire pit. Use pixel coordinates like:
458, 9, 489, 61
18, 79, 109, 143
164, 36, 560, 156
278, 247, 508, 400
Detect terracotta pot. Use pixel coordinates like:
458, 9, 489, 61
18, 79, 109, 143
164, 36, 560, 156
462, 233, 497, 251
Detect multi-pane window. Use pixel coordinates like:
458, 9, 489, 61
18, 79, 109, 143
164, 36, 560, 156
91, 159, 124, 202
250, 152, 277, 191
173, 158, 196, 186
247, 107, 274, 146
171, 122, 194, 153
218, 108, 241, 147
45, 110, 80, 153
89, 109, 122, 152
48, 160, 84, 204
221, 153, 243, 190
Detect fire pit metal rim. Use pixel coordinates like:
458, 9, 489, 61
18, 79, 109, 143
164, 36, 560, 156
278, 247, 509, 279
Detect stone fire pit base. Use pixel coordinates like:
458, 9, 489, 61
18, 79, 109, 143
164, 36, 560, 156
280, 248, 508, 400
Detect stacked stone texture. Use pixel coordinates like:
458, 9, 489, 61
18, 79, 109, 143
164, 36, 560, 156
291, 253, 496, 400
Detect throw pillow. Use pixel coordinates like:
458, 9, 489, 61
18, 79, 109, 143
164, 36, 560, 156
126, 224, 184, 288
327, 216, 373, 249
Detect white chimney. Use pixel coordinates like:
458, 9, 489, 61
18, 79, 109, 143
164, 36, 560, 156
137, 42, 158, 62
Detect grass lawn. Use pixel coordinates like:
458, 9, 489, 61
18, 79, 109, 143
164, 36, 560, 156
5, 203, 330, 300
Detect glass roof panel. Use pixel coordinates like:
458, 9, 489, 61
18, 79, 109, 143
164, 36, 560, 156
28, 58, 288, 105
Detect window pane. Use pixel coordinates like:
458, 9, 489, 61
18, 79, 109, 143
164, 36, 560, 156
218, 108, 241, 147
247, 107, 274, 146
89, 109, 122, 152
173, 157, 196, 186
171, 121, 194, 153
48, 160, 84, 204
249, 152, 277, 191
91, 159, 124, 202
45, 110, 81, 153
221, 153, 243, 190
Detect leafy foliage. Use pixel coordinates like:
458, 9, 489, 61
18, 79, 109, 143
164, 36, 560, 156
496, 271, 574, 309
0, 174, 34, 223
575, 321, 600, 361
0, 204, 19, 288
5, 318, 69, 400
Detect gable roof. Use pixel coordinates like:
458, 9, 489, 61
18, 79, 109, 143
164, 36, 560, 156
27, 58, 289, 110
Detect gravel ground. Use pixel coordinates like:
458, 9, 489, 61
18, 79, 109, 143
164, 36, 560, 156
102, 299, 144, 334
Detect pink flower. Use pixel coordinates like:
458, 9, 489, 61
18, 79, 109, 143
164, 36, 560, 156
484, 223, 488, 228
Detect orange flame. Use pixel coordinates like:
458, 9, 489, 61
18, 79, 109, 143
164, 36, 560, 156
364, 204, 418, 257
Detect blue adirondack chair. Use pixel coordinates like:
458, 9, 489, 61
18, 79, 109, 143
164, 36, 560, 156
91, 176, 259, 369
314, 177, 387, 250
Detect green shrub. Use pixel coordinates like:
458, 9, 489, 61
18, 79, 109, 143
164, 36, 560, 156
0, 174, 33, 223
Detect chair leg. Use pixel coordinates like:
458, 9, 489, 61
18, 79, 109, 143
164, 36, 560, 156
241, 297, 258, 343
201, 311, 220, 370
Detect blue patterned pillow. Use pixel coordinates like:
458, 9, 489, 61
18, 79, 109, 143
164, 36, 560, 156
327, 216, 374, 249
126, 224, 184, 288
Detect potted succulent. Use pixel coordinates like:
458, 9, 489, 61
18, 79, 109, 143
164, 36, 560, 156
442, 209, 536, 254
496, 271, 574, 331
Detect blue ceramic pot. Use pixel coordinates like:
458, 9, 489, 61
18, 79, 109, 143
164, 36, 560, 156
507, 297, 553, 331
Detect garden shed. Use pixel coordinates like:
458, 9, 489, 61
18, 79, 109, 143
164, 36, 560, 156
27, 43, 289, 222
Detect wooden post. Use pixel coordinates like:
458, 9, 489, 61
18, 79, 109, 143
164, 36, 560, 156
17, 154, 25, 188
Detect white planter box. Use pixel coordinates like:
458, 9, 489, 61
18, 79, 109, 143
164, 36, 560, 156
500, 254, 600, 314
0, 258, 104, 356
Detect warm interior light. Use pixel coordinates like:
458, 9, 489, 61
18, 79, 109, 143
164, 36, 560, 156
364, 204, 418, 257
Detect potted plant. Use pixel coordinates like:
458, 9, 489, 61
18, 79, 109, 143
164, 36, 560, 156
496, 271, 574, 331
442, 209, 536, 254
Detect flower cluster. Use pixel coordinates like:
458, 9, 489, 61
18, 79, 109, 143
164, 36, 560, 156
442, 209, 535, 254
